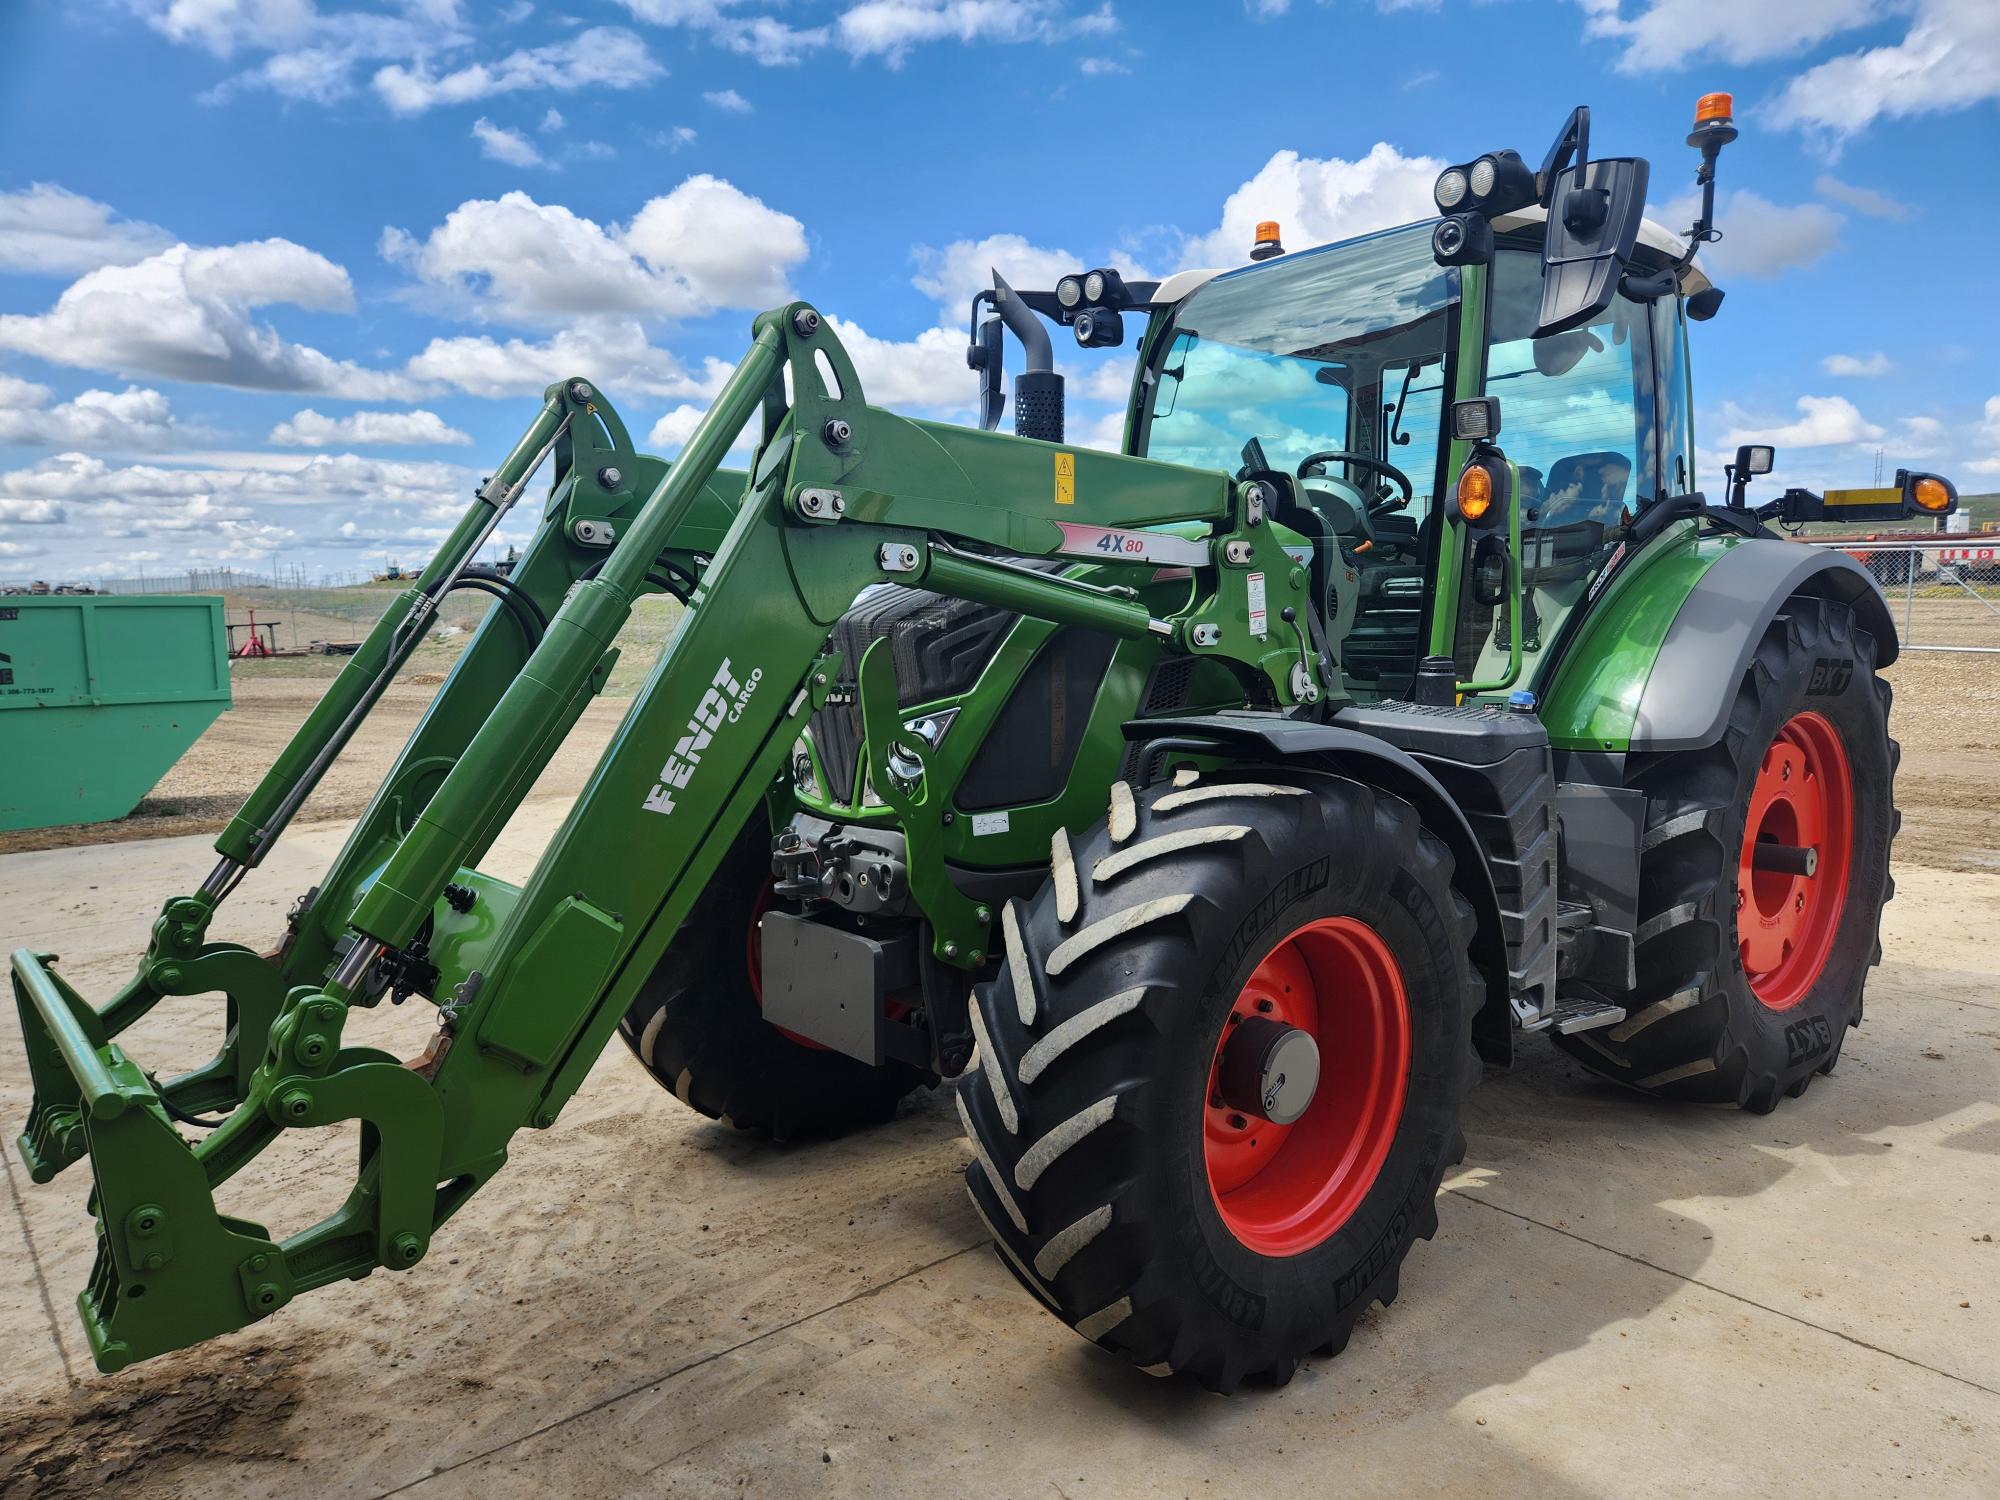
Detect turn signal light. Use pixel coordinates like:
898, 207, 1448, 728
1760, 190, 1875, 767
1694, 91, 1734, 125
1456, 462, 1495, 525
1912, 476, 1952, 512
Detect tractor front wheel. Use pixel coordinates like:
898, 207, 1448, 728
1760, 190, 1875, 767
617, 819, 931, 1139
1554, 596, 1896, 1111
956, 772, 1478, 1391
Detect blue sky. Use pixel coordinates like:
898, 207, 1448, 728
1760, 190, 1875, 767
1, 0, 1995, 582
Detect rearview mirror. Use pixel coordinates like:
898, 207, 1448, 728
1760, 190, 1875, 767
1537, 156, 1649, 337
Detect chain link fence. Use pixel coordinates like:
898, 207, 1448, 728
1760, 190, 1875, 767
1810, 538, 2000, 654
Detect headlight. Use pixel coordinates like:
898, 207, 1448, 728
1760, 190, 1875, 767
1055, 275, 1083, 309
790, 736, 821, 800
1434, 168, 1469, 210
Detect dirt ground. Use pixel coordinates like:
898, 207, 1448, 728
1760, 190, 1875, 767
0, 825, 1995, 1497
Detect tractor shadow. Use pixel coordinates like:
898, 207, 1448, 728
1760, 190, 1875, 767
1053, 961, 1997, 1456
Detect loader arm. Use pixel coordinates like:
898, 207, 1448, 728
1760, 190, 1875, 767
12, 302, 1316, 1371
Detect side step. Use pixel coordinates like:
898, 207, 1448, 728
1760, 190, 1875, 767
1517, 995, 1627, 1035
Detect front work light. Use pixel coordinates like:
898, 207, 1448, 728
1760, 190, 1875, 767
1436, 150, 1535, 218
1055, 275, 1083, 309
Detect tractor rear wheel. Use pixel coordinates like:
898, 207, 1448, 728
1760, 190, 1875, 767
1554, 596, 1896, 1111
616, 819, 931, 1139
956, 772, 1478, 1391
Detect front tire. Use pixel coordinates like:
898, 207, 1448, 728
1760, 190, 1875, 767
957, 772, 1478, 1391
1554, 596, 1896, 1111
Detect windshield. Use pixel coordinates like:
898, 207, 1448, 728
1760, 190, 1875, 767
1141, 222, 1457, 523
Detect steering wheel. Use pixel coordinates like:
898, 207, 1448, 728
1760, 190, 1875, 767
1297, 451, 1414, 513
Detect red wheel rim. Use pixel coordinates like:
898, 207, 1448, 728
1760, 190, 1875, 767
1737, 710, 1853, 1011
1203, 916, 1411, 1256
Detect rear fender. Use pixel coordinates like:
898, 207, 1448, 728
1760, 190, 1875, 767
1542, 533, 1896, 755
1124, 713, 1515, 1065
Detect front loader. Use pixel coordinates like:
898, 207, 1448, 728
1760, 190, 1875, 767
13, 95, 1958, 1388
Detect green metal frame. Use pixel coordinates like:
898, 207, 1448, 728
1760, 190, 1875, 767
11, 303, 1323, 1372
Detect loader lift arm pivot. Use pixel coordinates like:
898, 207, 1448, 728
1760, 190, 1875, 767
13, 301, 1315, 1372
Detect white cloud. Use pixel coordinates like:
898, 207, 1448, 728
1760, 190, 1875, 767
383, 178, 807, 325
140, 0, 324, 56
1971, 396, 2000, 474
0, 239, 415, 398
539, 106, 564, 131
0, 448, 480, 571
837, 1, 1116, 64
372, 26, 661, 115
1896, 414, 1945, 455
402, 316, 730, 400
645, 401, 756, 460
472, 117, 545, 168
1659, 189, 1841, 280
825, 316, 975, 413
1722, 395, 1884, 450
912, 232, 1080, 322
617, 0, 1124, 66
1822, 352, 1893, 378
269, 408, 472, 447
703, 87, 752, 112
1814, 174, 1912, 221
0, 498, 66, 525
1770, 0, 2000, 142
0, 185, 175, 276
141, 0, 471, 105
1182, 142, 1443, 267
0, 378, 183, 451
1576, 0, 1878, 72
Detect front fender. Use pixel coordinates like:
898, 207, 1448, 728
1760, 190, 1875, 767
1122, 712, 1517, 1064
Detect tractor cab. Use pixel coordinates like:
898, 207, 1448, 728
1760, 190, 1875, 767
1122, 208, 1707, 698
977, 102, 1729, 704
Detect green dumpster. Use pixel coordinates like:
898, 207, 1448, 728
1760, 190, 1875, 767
0, 595, 232, 833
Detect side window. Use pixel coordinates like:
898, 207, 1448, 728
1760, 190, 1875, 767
1460, 249, 1659, 682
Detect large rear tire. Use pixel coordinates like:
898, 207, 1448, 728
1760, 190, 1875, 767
1554, 596, 1896, 1111
616, 819, 931, 1139
956, 771, 1478, 1391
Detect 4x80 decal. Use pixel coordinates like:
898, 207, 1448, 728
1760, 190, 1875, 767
641, 657, 763, 817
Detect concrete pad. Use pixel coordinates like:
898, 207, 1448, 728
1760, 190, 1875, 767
1, 812, 1996, 1498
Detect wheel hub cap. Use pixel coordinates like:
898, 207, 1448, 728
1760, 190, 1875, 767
1216, 1016, 1321, 1125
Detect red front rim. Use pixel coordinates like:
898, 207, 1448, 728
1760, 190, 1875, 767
1737, 710, 1853, 1011
1203, 916, 1412, 1257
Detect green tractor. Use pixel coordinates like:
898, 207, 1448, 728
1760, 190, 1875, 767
12, 97, 1958, 1389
